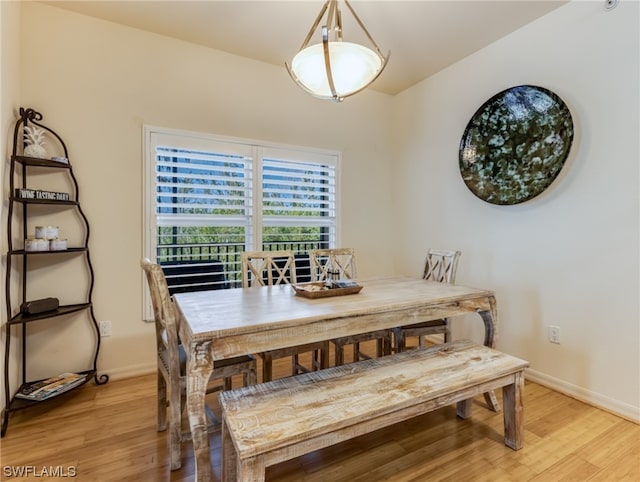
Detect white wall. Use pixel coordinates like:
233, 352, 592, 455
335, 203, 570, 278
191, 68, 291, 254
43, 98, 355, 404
11, 2, 394, 383
392, 1, 639, 420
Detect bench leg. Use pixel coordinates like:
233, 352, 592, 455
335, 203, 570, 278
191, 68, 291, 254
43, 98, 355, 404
238, 456, 266, 482
222, 417, 267, 482
456, 398, 473, 419
503, 371, 525, 450
221, 418, 237, 482
484, 391, 500, 412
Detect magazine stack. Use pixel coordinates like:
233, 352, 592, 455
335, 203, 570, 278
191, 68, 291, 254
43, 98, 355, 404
15, 373, 87, 401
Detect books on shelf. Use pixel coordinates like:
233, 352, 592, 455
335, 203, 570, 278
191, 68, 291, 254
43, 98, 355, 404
15, 372, 87, 401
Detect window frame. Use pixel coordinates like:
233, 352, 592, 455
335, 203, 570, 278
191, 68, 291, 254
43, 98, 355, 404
142, 125, 341, 321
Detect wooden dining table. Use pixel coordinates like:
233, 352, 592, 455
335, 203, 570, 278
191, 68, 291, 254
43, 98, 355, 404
173, 276, 499, 481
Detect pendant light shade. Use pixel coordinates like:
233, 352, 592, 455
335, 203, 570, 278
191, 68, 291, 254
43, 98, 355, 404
286, 0, 389, 102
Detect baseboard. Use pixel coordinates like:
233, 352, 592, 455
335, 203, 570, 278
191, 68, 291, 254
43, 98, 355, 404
98, 362, 155, 381
525, 368, 640, 424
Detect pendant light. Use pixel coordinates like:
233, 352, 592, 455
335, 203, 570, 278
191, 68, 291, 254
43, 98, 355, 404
286, 0, 390, 102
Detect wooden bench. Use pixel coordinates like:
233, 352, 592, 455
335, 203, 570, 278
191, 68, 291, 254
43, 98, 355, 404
219, 339, 529, 482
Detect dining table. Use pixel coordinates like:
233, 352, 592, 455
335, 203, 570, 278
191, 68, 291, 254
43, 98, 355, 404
173, 276, 499, 481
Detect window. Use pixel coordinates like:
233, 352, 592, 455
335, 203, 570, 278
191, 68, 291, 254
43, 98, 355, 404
143, 127, 339, 318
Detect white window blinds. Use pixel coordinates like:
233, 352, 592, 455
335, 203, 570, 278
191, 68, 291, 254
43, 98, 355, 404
262, 148, 337, 249
154, 145, 253, 227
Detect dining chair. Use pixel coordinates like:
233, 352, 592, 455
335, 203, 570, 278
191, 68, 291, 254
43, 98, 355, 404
310, 247, 358, 282
141, 258, 257, 471
241, 250, 329, 382
392, 249, 462, 352
241, 250, 298, 288
311, 248, 393, 366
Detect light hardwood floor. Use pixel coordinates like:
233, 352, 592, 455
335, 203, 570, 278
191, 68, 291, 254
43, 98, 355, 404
1, 342, 638, 481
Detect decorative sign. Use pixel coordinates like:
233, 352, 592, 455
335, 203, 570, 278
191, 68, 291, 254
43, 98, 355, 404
459, 85, 574, 205
15, 188, 70, 202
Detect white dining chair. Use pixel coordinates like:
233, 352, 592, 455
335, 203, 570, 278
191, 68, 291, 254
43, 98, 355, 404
312, 248, 393, 365
241, 250, 329, 382
141, 258, 257, 470
392, 249, 461, 352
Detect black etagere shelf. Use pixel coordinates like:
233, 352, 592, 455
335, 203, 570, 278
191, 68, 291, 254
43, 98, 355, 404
8, 247, 88, 256
2, 108, 108, 437
8, 303, 93, 325
10, 198, 80, 206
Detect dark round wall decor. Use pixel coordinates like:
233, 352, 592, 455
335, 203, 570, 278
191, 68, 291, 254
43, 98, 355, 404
459, 85, 574, 205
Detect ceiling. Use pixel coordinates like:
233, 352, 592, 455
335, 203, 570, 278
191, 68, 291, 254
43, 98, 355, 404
43, 1, 567, 96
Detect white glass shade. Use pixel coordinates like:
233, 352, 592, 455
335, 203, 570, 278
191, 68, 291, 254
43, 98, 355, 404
290, 41, 383, 100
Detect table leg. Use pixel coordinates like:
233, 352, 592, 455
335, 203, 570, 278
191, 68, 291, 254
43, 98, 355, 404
503, 371, 525, 450
478, 295, 500, 412
187, 340, 215, 482
478, 295, 498, 348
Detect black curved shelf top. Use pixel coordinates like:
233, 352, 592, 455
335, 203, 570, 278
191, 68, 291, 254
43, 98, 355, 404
9, 247, 88, 255
14, 155, 70, 169
10, 197, 78, 206
8, 369, 95, 410
8, 303, 92, 325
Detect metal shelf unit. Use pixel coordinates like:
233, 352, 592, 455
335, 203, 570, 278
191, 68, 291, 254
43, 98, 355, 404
2, 108, 108, 437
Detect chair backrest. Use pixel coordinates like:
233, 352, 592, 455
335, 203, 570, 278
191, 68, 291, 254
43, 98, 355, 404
141, 258, 181, 378
241, 250, 297, 287
310, 248, 357, 281
423, 249, 461, 284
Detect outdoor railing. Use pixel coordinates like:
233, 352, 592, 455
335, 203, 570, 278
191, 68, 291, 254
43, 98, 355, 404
158, 241, 326, 293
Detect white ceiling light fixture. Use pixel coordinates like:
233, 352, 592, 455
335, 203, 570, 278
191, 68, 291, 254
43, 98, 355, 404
285, 0, 390, 103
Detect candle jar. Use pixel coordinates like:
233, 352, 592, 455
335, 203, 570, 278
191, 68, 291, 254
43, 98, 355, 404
35, 225, 59, 239
25, 238, 49, 252
49, 238, 68, 251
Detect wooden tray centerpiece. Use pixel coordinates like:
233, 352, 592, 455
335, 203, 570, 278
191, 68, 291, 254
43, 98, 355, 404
292, 280, 363, 299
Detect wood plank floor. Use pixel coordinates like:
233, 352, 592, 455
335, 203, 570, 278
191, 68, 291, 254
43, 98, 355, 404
1, 342, 638, 481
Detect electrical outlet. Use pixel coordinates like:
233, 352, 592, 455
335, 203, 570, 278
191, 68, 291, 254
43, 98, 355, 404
548, 325, 560, 344
99, 320, 112, 337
